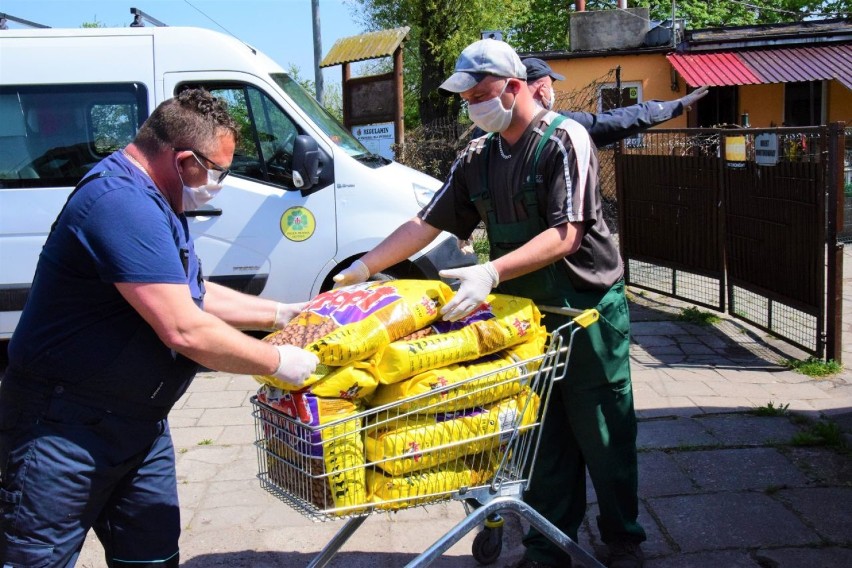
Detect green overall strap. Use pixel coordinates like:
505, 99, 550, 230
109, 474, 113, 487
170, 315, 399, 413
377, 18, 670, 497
471, 133, 498, 227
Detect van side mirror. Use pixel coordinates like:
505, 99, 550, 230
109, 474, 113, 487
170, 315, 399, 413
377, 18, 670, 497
291, 135, 319, 190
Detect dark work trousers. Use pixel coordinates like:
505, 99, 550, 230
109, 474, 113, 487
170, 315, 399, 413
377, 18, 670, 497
0, 380, 180, 568
517, 282, 646, 566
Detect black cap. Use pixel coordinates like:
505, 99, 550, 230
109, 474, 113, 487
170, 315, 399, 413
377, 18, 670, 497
522, 58, 565, 82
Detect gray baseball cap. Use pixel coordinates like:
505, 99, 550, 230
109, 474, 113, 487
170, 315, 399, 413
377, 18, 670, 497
439, 38, 527, 95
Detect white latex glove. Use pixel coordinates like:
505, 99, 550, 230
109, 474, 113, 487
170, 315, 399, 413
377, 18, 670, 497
273, 301, 308, 330
438, 262, 499, 322
272, 345, 319, 388
332, 259, 370, 288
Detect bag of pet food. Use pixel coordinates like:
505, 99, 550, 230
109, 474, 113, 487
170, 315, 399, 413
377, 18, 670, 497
374, 294, 543, 385
256, 386, 367, 511
364, 388, 540, 476
259, 280, 454, 368
366, 452, 496, 510
255, 360, 379, 400
367, 331, 546, 412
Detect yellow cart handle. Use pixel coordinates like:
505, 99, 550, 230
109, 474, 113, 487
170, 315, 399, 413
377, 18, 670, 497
538, 306, 600, 328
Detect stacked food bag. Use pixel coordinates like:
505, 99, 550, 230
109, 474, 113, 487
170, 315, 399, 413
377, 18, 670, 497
254, 280, 548, 512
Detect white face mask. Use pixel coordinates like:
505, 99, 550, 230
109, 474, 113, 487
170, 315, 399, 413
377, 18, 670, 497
176, 153, 225, 211
544, 86, 556, 110
534, 85, 556, 111
468, 79, 516, 133
182, 172, 223, 211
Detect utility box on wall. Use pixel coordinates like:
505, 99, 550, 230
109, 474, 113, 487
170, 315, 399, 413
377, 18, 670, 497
570, 8, 650, 51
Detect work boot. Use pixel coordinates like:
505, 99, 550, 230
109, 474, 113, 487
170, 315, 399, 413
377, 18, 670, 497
606, 541, 644, 568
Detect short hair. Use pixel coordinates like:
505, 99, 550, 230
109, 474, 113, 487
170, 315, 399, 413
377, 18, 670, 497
134, 88, 239, 155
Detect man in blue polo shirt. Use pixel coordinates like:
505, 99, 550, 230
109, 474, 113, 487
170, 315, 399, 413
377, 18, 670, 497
0, 88, 317, 568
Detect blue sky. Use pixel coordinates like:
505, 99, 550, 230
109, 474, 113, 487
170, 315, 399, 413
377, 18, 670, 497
0, 0, 366, 85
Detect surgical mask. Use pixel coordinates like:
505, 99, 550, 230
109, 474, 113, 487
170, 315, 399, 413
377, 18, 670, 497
544, 86, 555, 110
176, 153, 224, 211
468, 80, 516, 133
534, 86, 556, 111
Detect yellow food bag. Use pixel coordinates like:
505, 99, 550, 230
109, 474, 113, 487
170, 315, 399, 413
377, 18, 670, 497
321, 412, 368, 511
366, 453, 496, 510
365, 389, 540, 476
375, 294, 542, 385
367, 332, 546, 412
255, 360, 379, 399
256, 387, 367, 511
258, 280, 454, 368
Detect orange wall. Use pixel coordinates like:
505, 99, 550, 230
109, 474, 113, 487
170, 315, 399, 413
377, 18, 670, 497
827, 81, 852, 125
548, 53, 691, 128
547, 52, 851, 128
739, 84, 784, 127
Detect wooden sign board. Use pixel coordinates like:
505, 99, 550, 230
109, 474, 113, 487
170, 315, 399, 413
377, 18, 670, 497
346, 73, 395, 125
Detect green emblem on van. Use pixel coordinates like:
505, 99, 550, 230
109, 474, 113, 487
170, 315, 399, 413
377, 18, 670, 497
281, 206, 316, 242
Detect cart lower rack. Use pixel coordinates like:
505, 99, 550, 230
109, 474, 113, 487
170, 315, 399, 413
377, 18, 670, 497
251, 307, 605, 568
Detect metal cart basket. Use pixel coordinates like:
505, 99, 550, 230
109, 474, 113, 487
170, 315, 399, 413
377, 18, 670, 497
251, 307, 605, 568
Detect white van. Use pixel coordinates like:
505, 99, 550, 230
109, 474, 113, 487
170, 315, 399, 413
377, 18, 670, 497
0, 26, 474, 339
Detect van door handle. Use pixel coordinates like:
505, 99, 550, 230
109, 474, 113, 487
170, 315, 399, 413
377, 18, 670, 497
185, 208, 223, 217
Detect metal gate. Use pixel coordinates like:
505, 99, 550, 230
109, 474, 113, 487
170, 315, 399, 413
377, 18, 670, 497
616, 124, 846, 361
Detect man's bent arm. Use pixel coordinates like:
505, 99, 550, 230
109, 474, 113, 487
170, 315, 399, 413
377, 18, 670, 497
202, 281, 282, 330
117, 282, 280, 375
491, 222, 584, 283
358, 216, 442, 276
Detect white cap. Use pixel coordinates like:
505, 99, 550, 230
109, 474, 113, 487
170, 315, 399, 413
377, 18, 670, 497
439, 39, 527, 95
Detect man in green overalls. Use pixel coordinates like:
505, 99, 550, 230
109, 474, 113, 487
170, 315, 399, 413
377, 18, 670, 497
334, 38, 646, 568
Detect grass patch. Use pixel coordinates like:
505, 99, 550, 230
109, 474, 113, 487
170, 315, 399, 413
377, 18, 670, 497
791, 421, 846, 449
197, 439, 213, 446
750, 401, 790, 417
676, 306, 721, 326
782, 357, 842, 377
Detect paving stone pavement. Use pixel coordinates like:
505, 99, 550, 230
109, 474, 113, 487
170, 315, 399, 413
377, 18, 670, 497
63, 249, 852, 567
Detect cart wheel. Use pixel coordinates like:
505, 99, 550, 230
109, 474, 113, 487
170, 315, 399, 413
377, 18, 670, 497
472, 526, 503, 565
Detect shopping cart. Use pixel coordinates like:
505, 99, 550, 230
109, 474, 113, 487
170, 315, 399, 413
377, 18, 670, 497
251, 307, 605, 568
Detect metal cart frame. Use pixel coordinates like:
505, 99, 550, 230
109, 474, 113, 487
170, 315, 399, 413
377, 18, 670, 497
251, 307, 605, 568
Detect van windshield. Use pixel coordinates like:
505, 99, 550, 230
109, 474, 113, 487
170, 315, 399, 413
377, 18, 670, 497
272, 73, 368, 158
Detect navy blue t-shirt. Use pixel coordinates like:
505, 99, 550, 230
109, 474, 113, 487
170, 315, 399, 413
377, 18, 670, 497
8, 151, 205, 417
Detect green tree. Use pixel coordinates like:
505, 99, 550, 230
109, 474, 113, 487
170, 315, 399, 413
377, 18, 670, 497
81, 18, 107, 28
634, 0, 847, 28
286, 64, 344, 122
350, 0, 529, 125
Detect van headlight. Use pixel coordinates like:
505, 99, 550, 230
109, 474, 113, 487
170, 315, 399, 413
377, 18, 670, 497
412, 182, 437, 207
